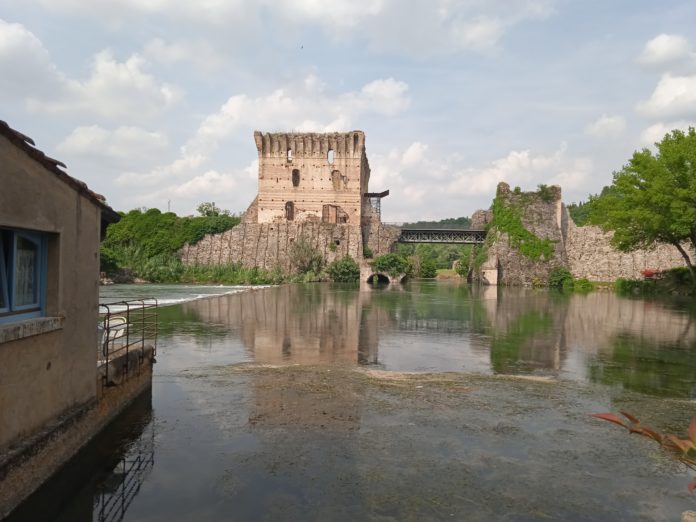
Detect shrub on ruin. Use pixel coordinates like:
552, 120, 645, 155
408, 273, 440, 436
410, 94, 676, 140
289, 238, 324, 275
371, 253, 410, 277
326, 256, 360, 282
573, 278, 593, 292
548, 267, 574, 288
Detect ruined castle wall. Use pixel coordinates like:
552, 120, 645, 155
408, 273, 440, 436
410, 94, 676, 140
254, 132, 368, 226
564, 215, 694, 281
180, 222, 363, 271
363, 222, 401, 257
485, 183, 567, 285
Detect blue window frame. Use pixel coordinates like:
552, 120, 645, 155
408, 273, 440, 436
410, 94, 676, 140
0, 228, 47, 325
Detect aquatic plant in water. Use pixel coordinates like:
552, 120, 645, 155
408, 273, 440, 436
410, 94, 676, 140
592, 412, 696, 492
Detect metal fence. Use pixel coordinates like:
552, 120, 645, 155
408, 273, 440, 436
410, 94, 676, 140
98, 298, 158, 385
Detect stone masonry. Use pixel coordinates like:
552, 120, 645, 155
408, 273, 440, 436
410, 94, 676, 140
181, 131, 398, 270
480, 182, 695, 285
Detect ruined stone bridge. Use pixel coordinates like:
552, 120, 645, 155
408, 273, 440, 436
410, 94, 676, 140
397, 228, 487, 245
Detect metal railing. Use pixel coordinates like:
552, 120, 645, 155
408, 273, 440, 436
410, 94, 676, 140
398, 228, 487, 244
94, 420, 155, 522
98, 298, 158, 386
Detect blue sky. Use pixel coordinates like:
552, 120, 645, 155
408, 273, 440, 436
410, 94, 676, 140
1, 0, 695, 221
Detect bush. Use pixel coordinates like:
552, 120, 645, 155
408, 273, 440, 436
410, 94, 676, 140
455, 253, 471, 278
573, 278, 593, 292
615, 277, 655, 295
289, 238, 323, 274
419, 258, 437, 278
548, 267, 574, 288
326, 256, 360, 282
371, 253, 410, 277
363, 246, 374, 258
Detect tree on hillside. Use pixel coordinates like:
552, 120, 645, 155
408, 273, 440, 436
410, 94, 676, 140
588, 127, 696, 283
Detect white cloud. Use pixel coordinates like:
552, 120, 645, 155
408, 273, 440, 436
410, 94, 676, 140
638, 34, 694, 68
26, 0, 556, 56
443, 143, 592, 205
28, 50, 181, 119
637, 74, 696, 119
115, 74, 411, 213
57, 125, 168, 165
639, 121, 694, 146
142, 38, 225, 70
367, 141, 593, 222
0, 20, 180, 121
585, 114, 626, 138
0, 19, 64, 98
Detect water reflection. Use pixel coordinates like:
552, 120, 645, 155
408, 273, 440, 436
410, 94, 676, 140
170, 283, 696, 397
6, 391, 154, 522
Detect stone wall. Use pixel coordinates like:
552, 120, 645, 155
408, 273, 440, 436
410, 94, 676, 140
479, 182, 694, 285
181, 222, 364, 270
181, 220, 401, 271
564, 215, 694, 281
483, 183, 567, 285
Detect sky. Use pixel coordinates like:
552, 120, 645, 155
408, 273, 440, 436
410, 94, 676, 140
1, 0, 696, 222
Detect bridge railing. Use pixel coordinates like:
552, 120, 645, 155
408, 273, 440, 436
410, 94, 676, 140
397, 228, 487, 244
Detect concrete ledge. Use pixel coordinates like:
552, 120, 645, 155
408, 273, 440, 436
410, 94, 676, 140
0, 346, 154, 519
0, 316, 64, 345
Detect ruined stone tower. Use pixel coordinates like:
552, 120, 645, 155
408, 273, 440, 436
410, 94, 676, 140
180, 130, 400, 271
252, 131, 372, 226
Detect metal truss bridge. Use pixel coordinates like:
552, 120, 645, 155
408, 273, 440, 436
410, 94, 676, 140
397, 228, 487, 245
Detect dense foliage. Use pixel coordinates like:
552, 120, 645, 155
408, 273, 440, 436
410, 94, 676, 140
100, 205, 240, 278
401, 216, 471, 229
548, 267, 573, 288
371, 253, 410, 277
588, 128, 696, 283
326, 256, 360, 282
394, 243, 469, 271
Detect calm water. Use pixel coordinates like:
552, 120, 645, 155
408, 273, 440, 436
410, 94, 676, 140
10, 282, 696, 521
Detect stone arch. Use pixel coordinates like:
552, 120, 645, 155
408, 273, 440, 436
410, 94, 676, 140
366, 273, 391, 285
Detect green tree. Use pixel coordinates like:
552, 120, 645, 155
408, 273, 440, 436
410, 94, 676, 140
589, 128, 696, 283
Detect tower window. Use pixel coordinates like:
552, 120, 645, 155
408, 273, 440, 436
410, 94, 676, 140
327, 149, 334, 164
292, 169, 300, 187
287, 148, 293, 162
285, 201, 295, 221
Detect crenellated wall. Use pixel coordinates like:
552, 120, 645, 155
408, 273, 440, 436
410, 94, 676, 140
181, 130, 400, 273
253, 131, 370, 226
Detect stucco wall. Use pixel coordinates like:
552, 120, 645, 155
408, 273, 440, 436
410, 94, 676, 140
254, 132, 369, 226
0, 134, 102, 450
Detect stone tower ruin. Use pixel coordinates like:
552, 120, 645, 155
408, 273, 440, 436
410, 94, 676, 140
180, 131, 401, 271
252, 131, 373, 226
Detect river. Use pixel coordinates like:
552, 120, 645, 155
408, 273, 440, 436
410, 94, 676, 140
9, 282, 696, 521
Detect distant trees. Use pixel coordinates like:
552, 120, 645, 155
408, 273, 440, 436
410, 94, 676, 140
588, 128, 696, 283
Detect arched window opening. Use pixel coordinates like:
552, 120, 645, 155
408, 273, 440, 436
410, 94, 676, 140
285, 201, 295, 221
287, 148, 293, 162
292, 169, 300, 187
327, 149, 335, 164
